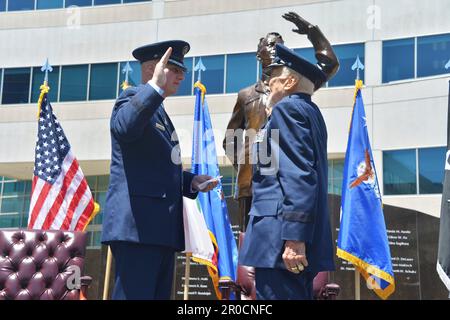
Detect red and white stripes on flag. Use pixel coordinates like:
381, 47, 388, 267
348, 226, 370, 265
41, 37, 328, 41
27, 91, 96, 231
28, 152, 95, 231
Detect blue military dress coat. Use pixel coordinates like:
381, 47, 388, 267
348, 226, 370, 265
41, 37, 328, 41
239, 93, 335, 274
101, 83, 197, 251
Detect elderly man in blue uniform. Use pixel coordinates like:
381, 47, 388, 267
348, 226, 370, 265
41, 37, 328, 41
239, 43, 336, 300
101, 40, 218, 300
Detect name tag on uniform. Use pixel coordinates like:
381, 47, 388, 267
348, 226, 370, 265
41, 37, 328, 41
255, 129, 266, 143
155, 122, 166, 131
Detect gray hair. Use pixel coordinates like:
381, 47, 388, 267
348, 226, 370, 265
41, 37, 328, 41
280, 66, 315, 95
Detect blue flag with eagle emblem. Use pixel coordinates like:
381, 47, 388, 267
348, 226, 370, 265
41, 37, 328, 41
337, 80, 395, 300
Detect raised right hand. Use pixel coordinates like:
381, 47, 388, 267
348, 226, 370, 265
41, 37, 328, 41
150, 47, 172, 96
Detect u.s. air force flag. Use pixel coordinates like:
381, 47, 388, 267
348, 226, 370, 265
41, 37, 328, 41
337, 80, 395, 300
191, 81, 238, 299
437, 80, 450, 294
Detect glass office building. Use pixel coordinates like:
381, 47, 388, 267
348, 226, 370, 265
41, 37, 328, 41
0, 0, 449, 300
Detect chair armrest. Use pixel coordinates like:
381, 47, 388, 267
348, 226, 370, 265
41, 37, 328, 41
218, 279, 242, 300
321, 283, 340, 300
80, 276, 92, 286
80, 276, 92, 300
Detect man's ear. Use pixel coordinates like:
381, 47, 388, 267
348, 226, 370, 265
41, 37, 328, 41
284, 75, 299, 91
142, 60, 157, 81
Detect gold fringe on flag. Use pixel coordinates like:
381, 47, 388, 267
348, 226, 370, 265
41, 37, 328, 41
82, 202, 101, 232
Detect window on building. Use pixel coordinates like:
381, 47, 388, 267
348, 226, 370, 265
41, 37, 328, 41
383, 148, 447, 195
419, 147, 446, 194
37, 0, 64, 9
0, 197, 26, 215
382, 38, 415, 83
88, 230, 102, 247
328, 159, 344, 195
328, 43, 365, 87
2, 68, 31, 104
8, 0, 35, 11
60, 64, 88, 102
31, 66, 60, 103
94, 0, 121, 5
86, 175, 109, 225
123, 0, 151, 3
0, 178, 31, 228
219, 166, 236, 198
89, 63, 118, 100
226, 52, 257, 93
2, 181, 29, 197
0, 0, 7, 11
194, 55, 224, 94
97, 175, 109, 191
418, 33, 450, 78
0, 214, 22, 228
173, 57, 193, 96
0, 176, 108, 230
65, 0, 92, 7
383, 149, 417, 195
118, 61, 142, 94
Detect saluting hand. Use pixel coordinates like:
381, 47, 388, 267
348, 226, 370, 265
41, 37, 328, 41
150, 47, 172, 97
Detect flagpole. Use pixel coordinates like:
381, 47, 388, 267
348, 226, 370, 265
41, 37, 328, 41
102, 246, 113, 300
352, 56, 364, 301
184, 253, 192, 300
38, 59, 53, 119
182, 59, 206, 301
355, 270, 361, 300
121, 61, 133, 91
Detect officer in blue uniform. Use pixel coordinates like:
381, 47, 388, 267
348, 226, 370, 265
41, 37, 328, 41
101, 40, 217, 300
239, 43, 336, 300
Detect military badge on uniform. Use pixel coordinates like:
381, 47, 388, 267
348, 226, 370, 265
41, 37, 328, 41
155, 122, 166, 131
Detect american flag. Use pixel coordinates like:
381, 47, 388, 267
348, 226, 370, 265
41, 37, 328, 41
27, 92, 96, 231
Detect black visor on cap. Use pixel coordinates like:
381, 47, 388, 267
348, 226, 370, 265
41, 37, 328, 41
271, 43, 327, 88
132, 40, 190, 71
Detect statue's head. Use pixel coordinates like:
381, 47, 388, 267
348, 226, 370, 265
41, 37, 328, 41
257, 32, 284, 68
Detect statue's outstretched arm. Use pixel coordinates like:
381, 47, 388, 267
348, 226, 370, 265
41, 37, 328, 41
283, 11, 340, 85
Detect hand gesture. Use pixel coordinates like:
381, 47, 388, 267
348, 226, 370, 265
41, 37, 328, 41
192, 175, 219, 192
282, 11, 312, 35
150, 47, 172, 95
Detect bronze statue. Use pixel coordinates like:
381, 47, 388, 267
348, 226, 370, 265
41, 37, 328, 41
223, 12, 340, 230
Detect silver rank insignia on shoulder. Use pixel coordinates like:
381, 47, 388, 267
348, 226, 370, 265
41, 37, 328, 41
255, 129, 266, 143
155, 122, 166, 131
